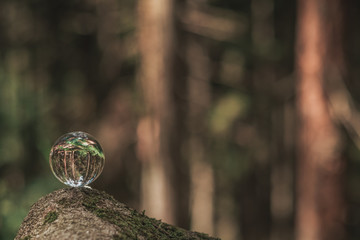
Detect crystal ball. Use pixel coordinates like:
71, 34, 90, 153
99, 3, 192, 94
49, 131, 105, 187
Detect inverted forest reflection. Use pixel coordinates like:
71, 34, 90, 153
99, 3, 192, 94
0, 0, 359, 240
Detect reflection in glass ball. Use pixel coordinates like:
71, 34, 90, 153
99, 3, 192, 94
49, 131, 105, 187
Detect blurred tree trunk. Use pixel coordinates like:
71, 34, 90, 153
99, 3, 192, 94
185, 2, 214, 234
295, 0, 346, 240
250, 0, 294, 239
238, 0, 275, 239
270, 104, 295, 240
137, 0, 189, 228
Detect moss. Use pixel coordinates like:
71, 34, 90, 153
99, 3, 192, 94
58, 198, 67, 205
82, 194, 102, 212
82, 196, 140, 238
43, 211, 58, 225
20, 236, 31, 240
112, 234, 121, 240
81, 188, 220, 240
194, 232, 213, 239
17, 187, 219, 240
112, 233, 132, 240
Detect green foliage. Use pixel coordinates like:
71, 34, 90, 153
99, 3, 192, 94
210, 92, 249, 136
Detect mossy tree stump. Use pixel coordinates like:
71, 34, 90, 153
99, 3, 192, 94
16, 188, 219, 240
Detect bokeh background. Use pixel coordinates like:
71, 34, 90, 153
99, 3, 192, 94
0, 0, 360, 239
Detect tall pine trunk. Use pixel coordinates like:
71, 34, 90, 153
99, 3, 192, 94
295, 0, 346, 239
137, 0, 189, 228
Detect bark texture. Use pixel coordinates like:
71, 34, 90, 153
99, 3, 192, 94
15, 188, 219, 240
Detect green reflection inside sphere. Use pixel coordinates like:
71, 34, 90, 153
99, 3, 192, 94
49, 131, 105, 187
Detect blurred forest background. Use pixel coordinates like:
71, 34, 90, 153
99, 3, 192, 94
1, 0, 360, 239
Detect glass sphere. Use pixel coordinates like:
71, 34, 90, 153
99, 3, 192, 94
49, 131, 105, 187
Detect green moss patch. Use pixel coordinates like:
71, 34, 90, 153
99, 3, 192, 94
43, 211, 58, 225
20, 236, 31, 240
82, 195, 202, 239
112, 233, 132, 240
80, 188, 218, 239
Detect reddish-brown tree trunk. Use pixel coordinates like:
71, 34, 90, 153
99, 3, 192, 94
136, 0, 189, 228
295, 0, 346, 240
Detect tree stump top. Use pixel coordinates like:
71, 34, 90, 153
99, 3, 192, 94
16, 187, 219, 240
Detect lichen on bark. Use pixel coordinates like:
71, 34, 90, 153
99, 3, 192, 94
15, 187, 220, 240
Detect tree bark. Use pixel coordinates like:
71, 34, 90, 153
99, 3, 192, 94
15, 188, 219, 240
295, 0, 346, 240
